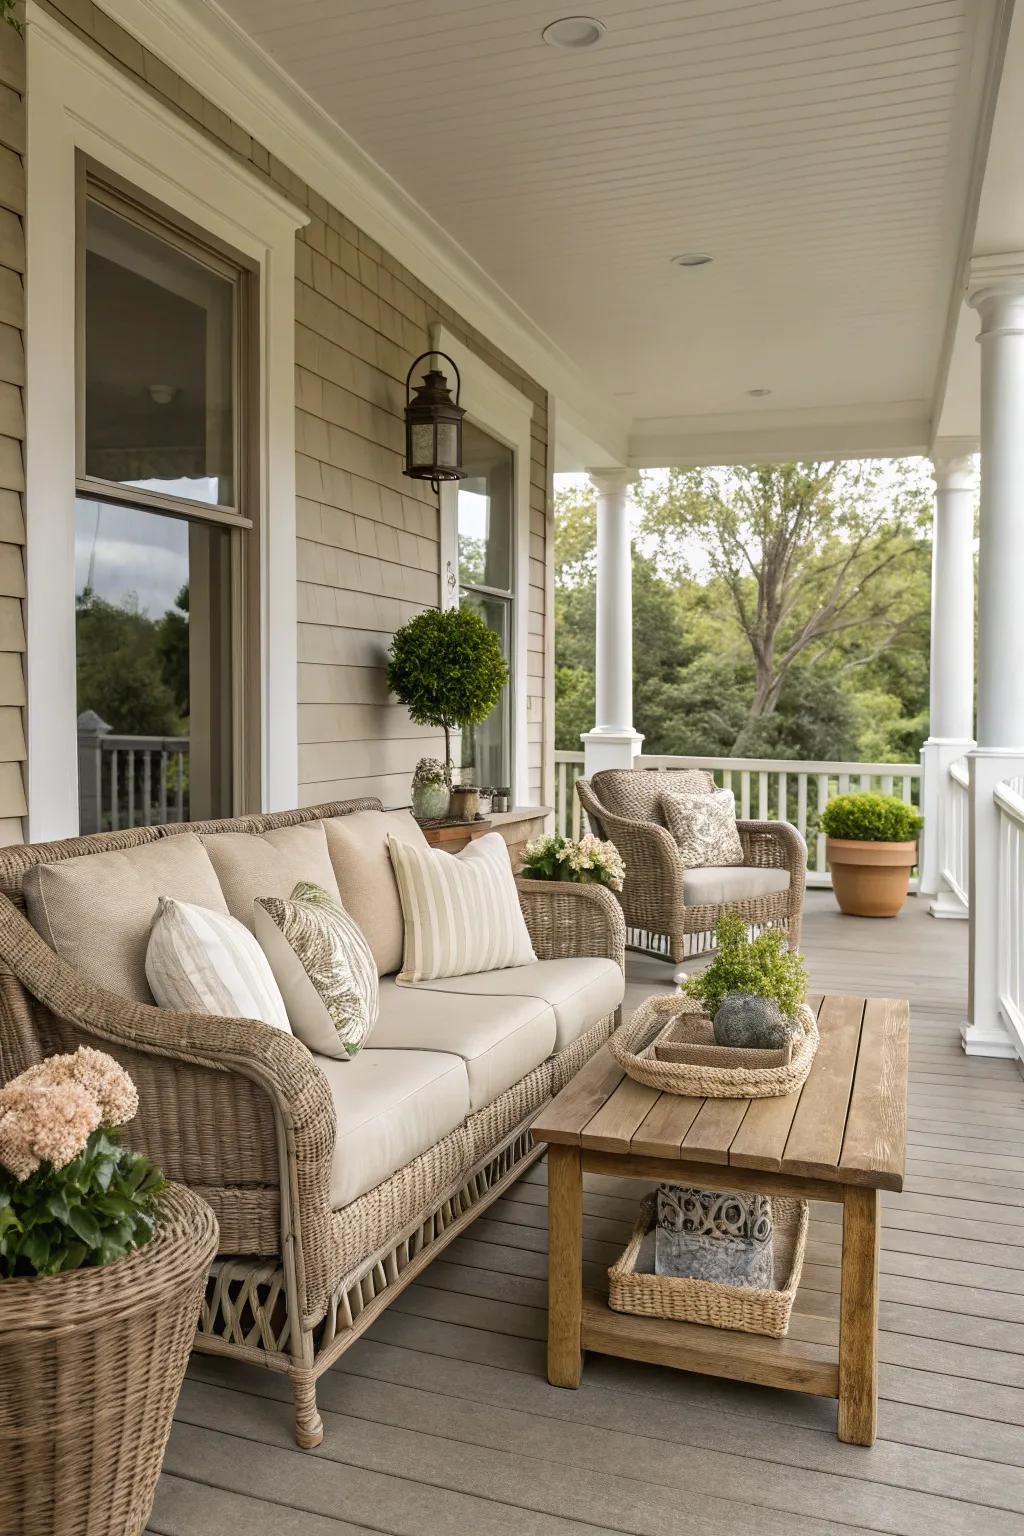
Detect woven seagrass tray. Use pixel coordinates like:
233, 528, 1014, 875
609, 994, 819, 1098
653, 1017, 793, 1070
608, 1194, 809, 1337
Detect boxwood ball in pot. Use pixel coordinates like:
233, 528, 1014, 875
713, 992, 792, 1051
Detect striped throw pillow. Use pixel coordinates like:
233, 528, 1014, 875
145, 897, 291, 1032
388, 831, 536, 983
253, 882, 378, 1059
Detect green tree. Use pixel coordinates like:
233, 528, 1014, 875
387, 605, 509, 781
76, 589, 182, 736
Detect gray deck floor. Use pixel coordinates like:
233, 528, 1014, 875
149, 893, 1024, 1536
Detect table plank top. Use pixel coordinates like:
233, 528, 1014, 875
532, 993, 909, 1192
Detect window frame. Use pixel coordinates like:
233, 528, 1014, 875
25, 11, 306, 841
435, 325, 533, 804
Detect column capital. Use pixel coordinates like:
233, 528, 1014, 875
587, 466, 637, 497
966, 253, 1024, 329
930, 438, 977, 492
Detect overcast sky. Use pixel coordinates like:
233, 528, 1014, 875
75, 497, 189, 619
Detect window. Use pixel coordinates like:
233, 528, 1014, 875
74, 174, 256, 832
458, 422, 514, 791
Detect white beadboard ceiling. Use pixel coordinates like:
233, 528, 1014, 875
218, 0, 1006, 459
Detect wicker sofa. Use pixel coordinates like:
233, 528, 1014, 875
0, 798, 625, 1447
576, 767, 806, 962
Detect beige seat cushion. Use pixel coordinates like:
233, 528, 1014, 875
372, 978, 556, 1111
202, 822, 342, 929
318, 1048, 470, 1210
593, 768, 715, 824
24, 833, 229, 1003
683, 866, 790, 906
414, 958, 624, 1054
324, 809, 427, 976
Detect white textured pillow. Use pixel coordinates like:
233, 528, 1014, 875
660, 787, 745, 869
253, 882, 378, 1059
388, 831, 536, 984
145, 897, 291, 1032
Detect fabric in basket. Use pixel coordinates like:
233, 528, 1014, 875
254, 881, 378, 1059
145, 897, 291, 1033
659, 787, 744, 868
654, 1184, 774, 1286
387, 831, 536, 983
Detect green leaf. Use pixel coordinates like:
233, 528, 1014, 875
45, 1189, 72, 1224
66, 1205, 103, 1249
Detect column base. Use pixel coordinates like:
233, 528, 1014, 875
961, 1017, 1017, 1058
581, 729, 644, 775
929, 880, 968, 920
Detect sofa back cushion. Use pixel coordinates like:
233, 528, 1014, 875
324, 808, 428, 976
24, 832, 229, 1003
592, 768, 716, 825
202, 821, 341, 930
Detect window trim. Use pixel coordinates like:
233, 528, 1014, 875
434, 325, 533, 804
25, 10, 307, 840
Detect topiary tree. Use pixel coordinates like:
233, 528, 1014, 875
387, 606, 509, 784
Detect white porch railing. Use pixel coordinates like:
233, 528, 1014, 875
78, 714, 190, 834
932, 756, 970, 916
555, 750, 921, 888
996, 776, 1024, 1050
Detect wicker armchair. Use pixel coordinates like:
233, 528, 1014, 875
576, 768, 806, 962
0, 801, 625, 1449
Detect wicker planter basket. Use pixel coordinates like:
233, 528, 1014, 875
609, 994, 818, 1098
0, 1183, 218, 1536
609, 1194, 809, 1337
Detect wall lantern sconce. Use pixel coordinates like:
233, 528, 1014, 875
403, 351, 465, 494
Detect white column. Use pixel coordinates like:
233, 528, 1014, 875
963, 257, 1024, 1057
919, 442, 976, 913
581, 468, 644, 773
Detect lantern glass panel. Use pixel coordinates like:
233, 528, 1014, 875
436, 422, 458, 468
410, 422, 434, 467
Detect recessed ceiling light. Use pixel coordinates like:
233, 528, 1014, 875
747, 387, 772, 397
542, 16, 606, 50
670, 253, 712, 269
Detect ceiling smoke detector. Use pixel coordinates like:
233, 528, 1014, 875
541, 16, 607, 50
671, 253, 712, 269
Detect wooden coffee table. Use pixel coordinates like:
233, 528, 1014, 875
531, 993, 909, 1446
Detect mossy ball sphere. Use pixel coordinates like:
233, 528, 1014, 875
713, 992, 791, 1050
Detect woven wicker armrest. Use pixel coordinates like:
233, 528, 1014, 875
0, 895, 335, 1321
516, 878, 626, 970
738, 819, 808, 875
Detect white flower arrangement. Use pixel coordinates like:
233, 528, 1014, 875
521, 832, 625, 891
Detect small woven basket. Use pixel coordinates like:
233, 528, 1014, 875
609, 1194, 809, 1337
610, 994, 819, 1098
0, 1183, 218, 1536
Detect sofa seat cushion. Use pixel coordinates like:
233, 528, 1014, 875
414, 958, 624, 1054
372, 978, 556, 1111
24, 832, 229, 1003
202, 822, 342, 930
324, 809, 428, 977
318, 1048, 470, 1210
683, 866, 790, 906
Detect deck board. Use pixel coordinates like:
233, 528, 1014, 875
150, 893, 1024, 1536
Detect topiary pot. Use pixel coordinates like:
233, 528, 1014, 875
826, 838, 917, 918
411, 781, 449, 821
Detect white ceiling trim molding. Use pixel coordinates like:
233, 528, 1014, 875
628, 401, 930, 468
94, 0, 628, 464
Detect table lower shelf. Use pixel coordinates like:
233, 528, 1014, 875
581, 1291, 840, 1399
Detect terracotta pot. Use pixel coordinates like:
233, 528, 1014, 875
826, 837, 917, 918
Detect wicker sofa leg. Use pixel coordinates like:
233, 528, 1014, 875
291, 1366, 324, 1449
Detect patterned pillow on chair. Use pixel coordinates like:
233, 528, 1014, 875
659, 788, 745, 868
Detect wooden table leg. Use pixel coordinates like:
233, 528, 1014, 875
546, 1144, 584, 1388
838, 1184, 880, 1445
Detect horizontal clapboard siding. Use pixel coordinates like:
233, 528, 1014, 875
0, 25, 24, 843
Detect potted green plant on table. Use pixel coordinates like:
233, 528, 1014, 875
0, 1047, 218, 1536
387, 607, 508, 807
681, 914, 810, 1048
819, 792, 923, 917
410, 757, 450, 822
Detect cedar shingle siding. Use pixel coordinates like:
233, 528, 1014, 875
0, 25, 26, 845
28, 6, 552, 819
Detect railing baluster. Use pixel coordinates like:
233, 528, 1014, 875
777, 771, 787, 823
127, 748, 135, 827
159, 754, 168, 824
838, 772, 850, 794
740, 772, 751, 820
881, 773, 893, 795
758, 771, 769, 820
176, 752, 185, 821
556, 760, 566, 837
571, 774, 581, 839
797, 773, 807, 842
816, 773, 829, 875
110, 749, 119, 832
142, 751, 152, 827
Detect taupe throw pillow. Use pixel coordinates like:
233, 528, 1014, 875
660, 787, 744, 868
253, 882, 378, 1059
